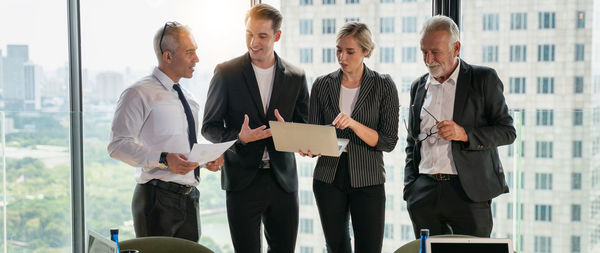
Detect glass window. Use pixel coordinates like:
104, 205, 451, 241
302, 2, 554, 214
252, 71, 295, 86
345, 17, 360, 22
510, 45, 527, 62
381, 0, 396, 3
573, 141, 583, 158
576, 11, 585, 29
323, 0, 336, 4
300, 190, 313, 205
510, 108, 526, 126
402, 16, 417, 33
300, 48, 314, 63
380, 17, 395, 33
402, 47, 417, 62
380, 47, 395, 63
300, 0, 314, 6
322, 48, 336, 63
386, 194, 394, 210
535, 205, 552, 221
384, 224, 394, 239
535, 236, 552, 253
573, 109, 583, 126
300, 246, 314, 253
537, 44, 555, 62
510, 12, 527, 30
536, 141, 553, 158
401, 77, 413, 93
483, 13, 499, 31
509, 77, 526, 94
538, 12, 556, 29
574, 76, 584, 93
572, 172, 582, 190
535, 173, 553, 190
575, 44, 585, 62
537, 77, 554, 94
300, 218, 314, 233
572, 204, 581, 221
401, 225, 412, 240
300, 19, 313, 35
572, 235, 581, 253
536, 109, 554, 126
322, 18, 336, 34
482, 45, 498, 62
346, 0, 359, 4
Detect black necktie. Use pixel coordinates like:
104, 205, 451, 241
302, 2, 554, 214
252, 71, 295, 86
173, 84, 199, 181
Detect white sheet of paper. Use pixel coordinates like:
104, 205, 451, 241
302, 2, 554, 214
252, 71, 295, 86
188, 140, 236, 165
87, 230, 118, 253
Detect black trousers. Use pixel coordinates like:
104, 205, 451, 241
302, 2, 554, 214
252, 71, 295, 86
313, 153, 386, 253
131, 181, 200, 242
226, 169, 299, 253
406, 174, 492, 238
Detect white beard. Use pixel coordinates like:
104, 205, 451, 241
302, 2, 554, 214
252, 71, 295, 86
426, 63, 443, 78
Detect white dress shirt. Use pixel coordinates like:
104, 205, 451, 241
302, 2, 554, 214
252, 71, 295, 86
251, 63, 275, 161
108, 67, 201, 186
419, 60, 461, 175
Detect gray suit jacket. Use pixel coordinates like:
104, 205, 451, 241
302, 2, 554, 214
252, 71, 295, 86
404, 59, 515, 203
309, 65, 399, 188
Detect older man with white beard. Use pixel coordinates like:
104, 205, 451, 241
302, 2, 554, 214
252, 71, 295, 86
403, 15, 515, 238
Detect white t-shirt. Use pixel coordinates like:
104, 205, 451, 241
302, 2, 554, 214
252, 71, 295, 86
251, 63, 275, 161
339, 85, 360, 116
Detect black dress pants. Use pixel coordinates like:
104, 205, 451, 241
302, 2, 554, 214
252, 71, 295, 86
313, 153, 386, 253
226, 169, 299, 253
405, 174, 493, 238
132, 180, 201, 242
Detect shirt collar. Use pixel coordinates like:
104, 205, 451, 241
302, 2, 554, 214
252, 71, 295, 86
425, 58, 461, 89
152, 67, 177, 91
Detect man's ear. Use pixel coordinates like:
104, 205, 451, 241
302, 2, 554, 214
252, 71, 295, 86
453, 41, 461, 57
162, 50, 173, 63
274, 30, 282, 42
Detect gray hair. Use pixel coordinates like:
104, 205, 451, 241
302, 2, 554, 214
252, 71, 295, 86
336, 22, 375, 58
153, 22, 192, 61
420, 15, 460, 51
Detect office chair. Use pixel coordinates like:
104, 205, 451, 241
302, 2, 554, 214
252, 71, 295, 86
119, 236, 214, 253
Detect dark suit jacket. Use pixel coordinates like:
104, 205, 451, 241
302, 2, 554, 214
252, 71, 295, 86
309, 65, 399, 188
403, 59, 515, 203
201, 53, 309, 193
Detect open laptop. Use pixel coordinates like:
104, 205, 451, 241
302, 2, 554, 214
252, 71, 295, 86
87, 230, 118, 253
426, 237, 513, 253
269, 121, 349, 157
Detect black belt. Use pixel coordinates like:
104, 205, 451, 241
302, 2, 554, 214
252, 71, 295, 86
146, 179, 195, 195
258, 160, 271, 169
424, 174, 458, 182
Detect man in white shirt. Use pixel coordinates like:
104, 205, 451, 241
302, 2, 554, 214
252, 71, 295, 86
108, 22, 223, 242
202, 4, 309, 253
404, 15, 515, 238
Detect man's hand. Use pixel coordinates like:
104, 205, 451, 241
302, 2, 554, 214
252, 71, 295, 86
437, 120, 468, 142
238, 114, 271, 143
166, 153, 199, 175
205, 154, 224, 172
274, 108, 285, 122
332, 112, 356, 130
298, 150, 321, 158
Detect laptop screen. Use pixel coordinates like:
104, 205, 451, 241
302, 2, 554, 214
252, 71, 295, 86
427, 238, 512, 253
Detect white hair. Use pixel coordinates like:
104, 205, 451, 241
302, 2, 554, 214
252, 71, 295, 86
420, 15, 460, 51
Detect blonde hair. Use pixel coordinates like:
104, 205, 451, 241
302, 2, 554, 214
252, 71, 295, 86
336, 22, 375, 58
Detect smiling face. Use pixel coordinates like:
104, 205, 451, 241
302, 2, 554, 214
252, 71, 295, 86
245, 17, 281, 68
336, 35, 368, 74
420, 29, 460, 82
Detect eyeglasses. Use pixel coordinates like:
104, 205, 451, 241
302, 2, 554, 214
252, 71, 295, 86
159, 21, 180, 54
403, 106, 440, 143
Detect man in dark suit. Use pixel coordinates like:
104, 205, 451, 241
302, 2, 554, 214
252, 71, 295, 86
201, 4, 309, 253
404, 15, 516, 238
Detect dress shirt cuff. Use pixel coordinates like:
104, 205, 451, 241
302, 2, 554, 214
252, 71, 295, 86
146, 150, 164, 169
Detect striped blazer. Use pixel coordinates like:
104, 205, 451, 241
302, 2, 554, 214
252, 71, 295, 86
309, 65, 399, 187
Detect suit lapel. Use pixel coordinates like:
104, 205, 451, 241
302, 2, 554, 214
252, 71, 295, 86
412, 75, 428, 132
266, 55, 285, 120
241, 53, 266, 119
452, 59, 471, 123
327, 69, 342, 116
350, 65, 375, 118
